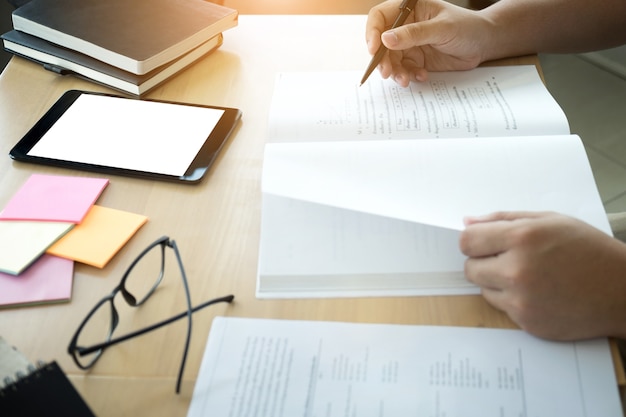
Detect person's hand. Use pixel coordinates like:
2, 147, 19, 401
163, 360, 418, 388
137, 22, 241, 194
365, 0, 491, 86
459, 211, 626, 340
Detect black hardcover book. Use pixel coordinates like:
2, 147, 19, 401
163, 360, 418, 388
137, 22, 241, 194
11, 0, 238, 74
2, 29, 224, 96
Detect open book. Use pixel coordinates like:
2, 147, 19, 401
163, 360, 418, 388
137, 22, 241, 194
257, 67, 610, 298
187, 317, 622, 417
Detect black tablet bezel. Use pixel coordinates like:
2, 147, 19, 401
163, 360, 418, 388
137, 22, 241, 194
9, 90, 242, 183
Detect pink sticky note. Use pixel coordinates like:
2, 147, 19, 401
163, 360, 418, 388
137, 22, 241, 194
0, 174, 109, 223
0, 254, 74, 308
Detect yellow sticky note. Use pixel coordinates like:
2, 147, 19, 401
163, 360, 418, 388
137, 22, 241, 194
47, 205, 148, 268
0, 221, 74, 275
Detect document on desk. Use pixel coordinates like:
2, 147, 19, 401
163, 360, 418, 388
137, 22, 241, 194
268, 66, 570, 142
187, 317, 622, 417
257, 135, 611, 298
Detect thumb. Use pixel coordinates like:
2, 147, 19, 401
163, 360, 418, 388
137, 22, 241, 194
464, 211, 550, 226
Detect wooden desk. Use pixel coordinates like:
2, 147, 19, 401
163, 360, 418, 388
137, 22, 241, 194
0, 15, 622, 416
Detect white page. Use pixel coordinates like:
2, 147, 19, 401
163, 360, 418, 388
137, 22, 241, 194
268, 66, 570, 142
27, 94, 224, 176
262, 135, 610, 233
188, 317, 622, 417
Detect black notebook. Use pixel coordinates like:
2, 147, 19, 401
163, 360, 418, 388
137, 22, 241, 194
0, 337, 95, 417
11, 0, 238, 75
2, 29, 224, 96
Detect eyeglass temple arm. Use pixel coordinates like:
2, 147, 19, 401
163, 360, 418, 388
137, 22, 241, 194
76, 295, 235, 356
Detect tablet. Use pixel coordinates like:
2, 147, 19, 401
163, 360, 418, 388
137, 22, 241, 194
9, 90, 242, 183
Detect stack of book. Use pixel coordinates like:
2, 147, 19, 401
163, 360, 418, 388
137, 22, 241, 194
1, 0, 238, 95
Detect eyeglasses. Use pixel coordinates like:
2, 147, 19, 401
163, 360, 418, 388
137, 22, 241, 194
67, 236, 234, 393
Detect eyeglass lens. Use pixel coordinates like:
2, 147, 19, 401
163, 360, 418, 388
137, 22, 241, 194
121, 240, 166, 306
72, 241, 168, 368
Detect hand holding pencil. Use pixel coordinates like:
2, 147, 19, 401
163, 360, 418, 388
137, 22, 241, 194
362, 0, 490, 87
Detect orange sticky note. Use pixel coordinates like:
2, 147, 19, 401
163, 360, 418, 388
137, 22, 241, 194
47, 205, 148, 268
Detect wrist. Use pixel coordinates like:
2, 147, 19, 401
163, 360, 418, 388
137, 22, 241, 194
476, 7, 536, 63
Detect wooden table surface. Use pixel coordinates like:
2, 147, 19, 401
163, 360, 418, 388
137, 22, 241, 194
0, 15, 622, 417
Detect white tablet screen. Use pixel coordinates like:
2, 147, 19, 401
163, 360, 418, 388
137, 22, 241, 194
27, 94, 225, 176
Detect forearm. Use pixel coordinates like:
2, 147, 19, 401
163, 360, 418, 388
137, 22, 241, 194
479, 0, 626, 61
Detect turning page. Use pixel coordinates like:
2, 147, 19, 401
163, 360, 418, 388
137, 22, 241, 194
268, 66, 570, 141
187, 317, 622, 417
257, 135, 610, 298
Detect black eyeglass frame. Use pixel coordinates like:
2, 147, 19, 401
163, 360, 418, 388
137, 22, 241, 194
67, 236, 234, 393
